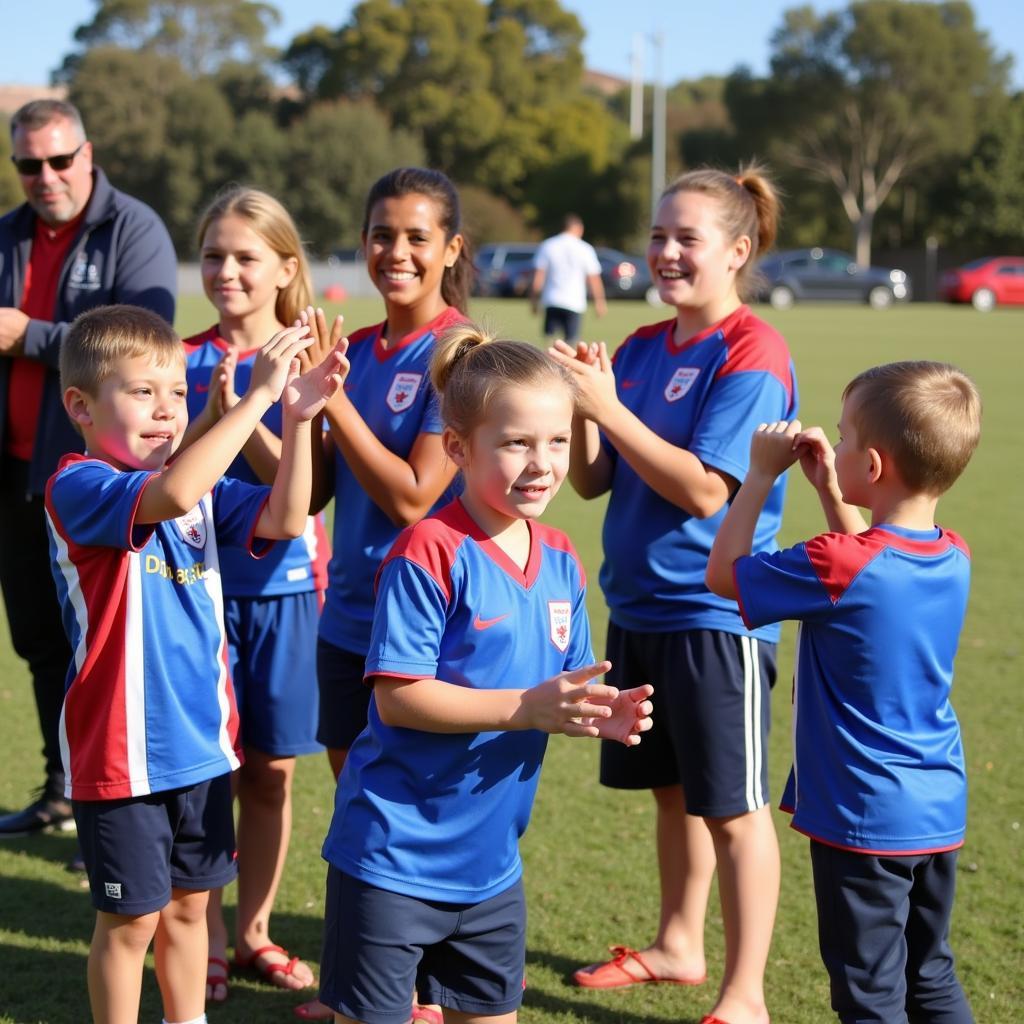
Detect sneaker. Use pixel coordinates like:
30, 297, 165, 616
0, 788, 75, 837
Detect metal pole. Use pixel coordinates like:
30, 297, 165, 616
630, 33, 644, 140
651, 31, 666, 215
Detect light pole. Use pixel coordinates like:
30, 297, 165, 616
650, 30, 666, 215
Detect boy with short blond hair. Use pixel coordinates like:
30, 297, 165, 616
706, 360, 980, 1024
45, 304, 345, 1024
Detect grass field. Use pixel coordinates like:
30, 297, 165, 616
1, 297, 1022, 1023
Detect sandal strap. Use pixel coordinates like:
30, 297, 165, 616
607, 944, 658, 983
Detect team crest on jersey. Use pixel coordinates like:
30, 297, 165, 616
664, 367, 700, 402
386, 372, 422, 413
548, 600, 571, 652
175, 506, 207, 549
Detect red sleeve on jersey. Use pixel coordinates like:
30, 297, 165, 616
375, 515, 462, 602
182, 325, 219, 353
803, 532, 888, 605
943, 528, 971, 559
611, 318, 676, 369
532, 523, 587, 587
715, 313, 794, 405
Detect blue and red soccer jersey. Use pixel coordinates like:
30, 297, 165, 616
45, 454, 272, 801
184, 327, 329, 596
600, 305, 797, 637
322, 499, 593, 903
318, 306, 463, 655
734, 524, 971, 854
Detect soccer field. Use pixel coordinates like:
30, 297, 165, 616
1, 299, 1021, 1023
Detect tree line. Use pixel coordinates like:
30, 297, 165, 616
3, 0, 1020, 264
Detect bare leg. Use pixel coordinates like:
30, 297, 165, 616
88, 910, 160, 1024
704, 805, 778, 1024
327, 746, 348, 781
154, 887, 209, 1023
576, 784, 714, 984
234, 747, 314, 989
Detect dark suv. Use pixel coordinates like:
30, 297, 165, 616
754, 247, 912, 309
473, 243, 539, 297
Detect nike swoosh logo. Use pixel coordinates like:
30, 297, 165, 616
473, 613, 509, 630
621, 380, 641, 389
195, 383, 210, 393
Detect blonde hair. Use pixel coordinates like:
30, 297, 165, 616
843, 361, 981, 495
196, 186, 313, 326
430, 323, 576, 437
660, 162, 781, 300
61, 305, 183, 397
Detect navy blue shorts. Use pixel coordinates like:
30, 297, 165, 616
543, 306, 582, 342
226, 592, 323, 757
319, 868, 526, 1024
316, 637, 372, 750
810, 842, 973, 1023
73, 774, 237, 915
598, 625, 776, 817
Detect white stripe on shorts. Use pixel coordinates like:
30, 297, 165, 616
741, 635, 765, 812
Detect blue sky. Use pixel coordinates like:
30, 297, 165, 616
5, 0, 1023, 88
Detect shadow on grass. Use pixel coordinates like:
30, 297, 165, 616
0, 824, 81, 867
526, 948, 705, 1024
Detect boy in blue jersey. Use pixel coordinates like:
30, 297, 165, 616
706, 361, 981, 1023
45, 305, 344, 1024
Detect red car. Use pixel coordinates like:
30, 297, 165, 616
941, 256, 1024, 311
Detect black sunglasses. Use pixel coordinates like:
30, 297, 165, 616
11, 142, 86, 176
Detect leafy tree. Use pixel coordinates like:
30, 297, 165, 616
726, 1, 1011, 265
281, 0, 617, 208
282, 102, 425, 256
62, 0, 281, 76
947, 95, 1024, 252
0, 132, 23, 213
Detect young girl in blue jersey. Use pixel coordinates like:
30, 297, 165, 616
551, 166, 796, 1024
182, 187, 329, 1001
307, 168, 475, 787
317, 324, 654, 1024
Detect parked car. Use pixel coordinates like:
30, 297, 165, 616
473, 242, 539, 296
940, 256, 1024, 311
492, 243, 662, 305
596, 247, 662, 305
754, 247, 911, 309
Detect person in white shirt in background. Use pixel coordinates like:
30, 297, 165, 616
530, 214, 607, 341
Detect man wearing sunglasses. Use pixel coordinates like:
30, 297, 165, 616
0, 99, 176, 840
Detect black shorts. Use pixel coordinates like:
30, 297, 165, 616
316, 637, 372, 750
599, 624, 776, 817
810, 843, 972, 1023
543, 306, 582, 342
319, 868, 526, 1024
74, 773, 237, 915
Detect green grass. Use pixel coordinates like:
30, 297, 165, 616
2, 298, 1022, 1022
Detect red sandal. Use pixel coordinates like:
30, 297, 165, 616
206, 956, 229, 1002
233, 944, 314, 989
573, 944, 706, 989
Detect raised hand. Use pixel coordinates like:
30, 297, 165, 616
792, 425, 838, 493
202, 349, 239, 423
296, 306, 345, 375
283, 338, 350, 423
548, 339, 618, 422
749, 419, 802, 479
521, 660, 628, 738
249, 325, 313, 404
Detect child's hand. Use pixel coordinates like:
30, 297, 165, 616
202, 349, 239, 423
749, 420, 802, 479
793, 426, 838, 493
296, 306, 345, 375
584, 683, 654, 747
283, 337, 350, 423
548, 340, 618, 422
249, 325, 313, 404
521, 661, 620, 737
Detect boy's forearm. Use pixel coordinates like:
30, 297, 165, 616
137, 391, 272, 523
260, 417, 312, 539
706, 470, 775, 598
